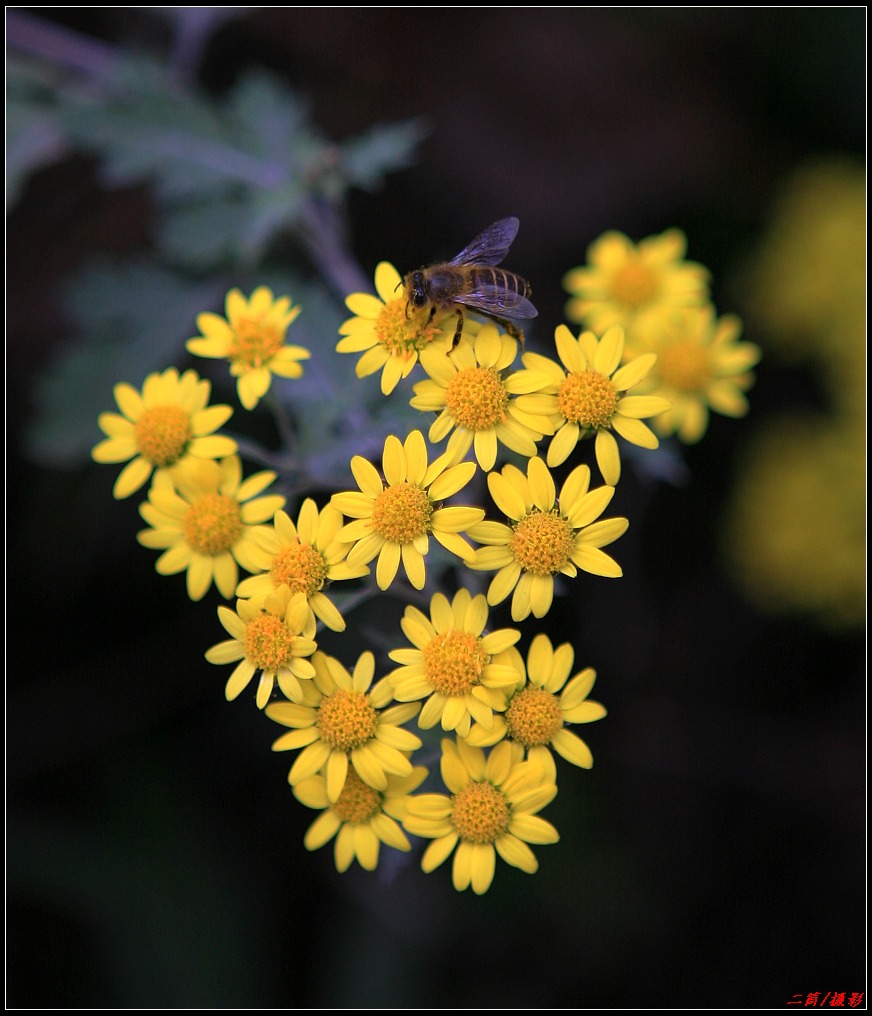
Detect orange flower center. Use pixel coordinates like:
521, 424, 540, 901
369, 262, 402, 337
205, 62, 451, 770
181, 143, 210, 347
444, 366, 508, 430
422, 629, 489, 696
134, 405, 192, 467
332, 769, 382, 824
610, 259, 659, 307
243, 614, 296, 671
451, 781, 510, 843
231, 315, 285, 368
511, 511, 575, 575
370, 482, 432, 543
271, 541, 328, 597
375, 298, 445, 359
656, 342, 712, 392
506, 687, 563, 747
183, 493, 242, 555
557, 370, 618, 428
317, 689, 379, 752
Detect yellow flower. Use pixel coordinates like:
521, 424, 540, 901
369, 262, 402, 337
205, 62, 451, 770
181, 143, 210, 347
723, 415, 865, 630
137, 455, 285, 601
204, 586, 318, 708
92, 367, 238, 499
266, 650, 422, 802
336, 261, 455, 395
330, 429, 484, 591
293, 766, 428, 873
563, 228, 710, 342
410, 322, 552, 471
469, 456, 628, 621
743, 159, 865, 359
515, 324, 671, 480
186, 287, 310, 410
632, 306, 761, 443
236, 499, 369, 632
387, 588, 523, 738
466, 634, 607, 772
403, 738, 559, 895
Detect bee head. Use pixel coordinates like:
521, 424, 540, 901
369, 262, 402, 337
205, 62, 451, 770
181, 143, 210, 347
404, 270, 429, 307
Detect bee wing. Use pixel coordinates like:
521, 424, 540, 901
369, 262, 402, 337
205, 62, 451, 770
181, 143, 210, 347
449, 217, 521, 267
455, 285, 538, 320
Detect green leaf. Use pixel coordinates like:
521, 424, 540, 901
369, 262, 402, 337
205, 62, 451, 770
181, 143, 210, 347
23, 260, 227, 467
6, 56, 69, 210
339, 118, 429, 191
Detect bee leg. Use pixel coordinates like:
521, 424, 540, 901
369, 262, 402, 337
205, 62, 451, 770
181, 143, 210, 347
452, 309, 465, 347
495, 316, 525, 350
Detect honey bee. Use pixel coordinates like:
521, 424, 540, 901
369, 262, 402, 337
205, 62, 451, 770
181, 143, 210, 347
402, 216, 537, 347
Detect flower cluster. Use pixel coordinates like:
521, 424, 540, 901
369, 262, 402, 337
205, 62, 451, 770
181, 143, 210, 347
93, 223, 759, 894
563, 228, 761, 445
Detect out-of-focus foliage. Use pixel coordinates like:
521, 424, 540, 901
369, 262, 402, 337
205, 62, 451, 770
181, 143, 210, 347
6, 55, 70, 210
10, 45, 426, 469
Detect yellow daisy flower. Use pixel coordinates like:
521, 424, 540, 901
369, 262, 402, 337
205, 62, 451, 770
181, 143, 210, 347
204, 586, 318, 708
91, 367, 238, 500
137, 455, 285, 601
186, 286, 310, 411
562, 227, 710, 341
515, 324, 671, 483
410, 322, 553, 471
330, 429, 484, 591
336, 261, 456, 395
403, 738, 559, 895
465, 634, 607, 772
266, 649, 422, 802
629, 306, 762, 444
293, 765, 428, 873
236, 499, 369, 633
469, 456, 628, 621
387, 588, 523, 738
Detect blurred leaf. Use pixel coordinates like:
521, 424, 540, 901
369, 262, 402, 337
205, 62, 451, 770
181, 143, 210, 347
157, 195, 253, 270
6, 56, 69, 210
226, 72, 313, 163
339, 118, 429, 191
23, 261, 226, 467
14, 45, 427, 472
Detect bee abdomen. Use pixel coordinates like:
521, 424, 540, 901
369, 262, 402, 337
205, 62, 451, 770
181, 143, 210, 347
470, 266, 531, 298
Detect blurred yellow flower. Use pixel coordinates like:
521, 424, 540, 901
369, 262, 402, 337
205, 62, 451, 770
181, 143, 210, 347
630, 307, 761, 444
723, 416, 865, 630
563, 228, 710, 342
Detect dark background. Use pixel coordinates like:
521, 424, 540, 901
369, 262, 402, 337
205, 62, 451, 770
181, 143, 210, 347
7, 8, 866, 1009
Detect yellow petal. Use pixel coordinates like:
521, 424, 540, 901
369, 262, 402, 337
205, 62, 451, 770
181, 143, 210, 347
594, 429, 621, 485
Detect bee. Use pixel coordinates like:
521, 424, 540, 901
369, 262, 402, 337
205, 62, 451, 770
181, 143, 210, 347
402, 216, 537, 347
